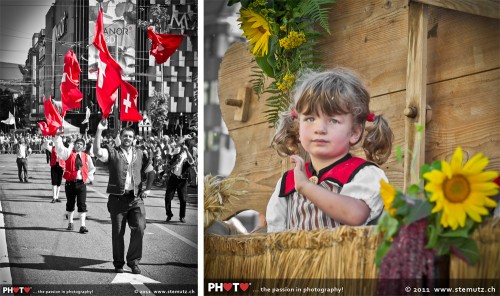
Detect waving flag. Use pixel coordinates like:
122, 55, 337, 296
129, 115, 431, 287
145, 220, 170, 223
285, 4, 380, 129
120, 81, 143, 122
93, 8, 122, 119
147, 27, 184, 64
60, 50, 83, 116
1, 112, 15, 125
38, 96, 63, 136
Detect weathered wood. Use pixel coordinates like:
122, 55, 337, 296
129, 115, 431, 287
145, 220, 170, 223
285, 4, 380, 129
425, 69, 500, 171
413, 0, 500, 20
317, 0, 500, 97
426, 6, 500, 81
217, 43, 283, 218
404, 2, 428, 190
317, 0, 409, 97
218, 43, 270, 130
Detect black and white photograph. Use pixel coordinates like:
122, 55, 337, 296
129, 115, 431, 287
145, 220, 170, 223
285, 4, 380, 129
0, 0, 198, 295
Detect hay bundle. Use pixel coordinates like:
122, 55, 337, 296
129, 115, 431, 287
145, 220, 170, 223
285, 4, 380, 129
205, 226, 382, 295
203, 175, 248, 228
450, 218, 500, 281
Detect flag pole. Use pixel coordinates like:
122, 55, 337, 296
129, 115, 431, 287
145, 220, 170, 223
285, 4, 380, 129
13, 105, 17, 130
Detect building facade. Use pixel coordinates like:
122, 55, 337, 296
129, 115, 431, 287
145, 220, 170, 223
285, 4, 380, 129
23, 0, 197, 136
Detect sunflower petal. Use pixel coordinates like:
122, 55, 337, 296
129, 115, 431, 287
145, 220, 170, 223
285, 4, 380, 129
450, 147, 464, 173
467, 171, 499, 183
463, 152, 489, 174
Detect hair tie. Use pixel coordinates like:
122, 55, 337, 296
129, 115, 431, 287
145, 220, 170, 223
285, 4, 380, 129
367, 112, 375, 122
291, 109, 298, 119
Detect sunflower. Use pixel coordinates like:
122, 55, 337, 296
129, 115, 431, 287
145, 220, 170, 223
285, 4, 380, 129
238, 8, 271, 57
380, 179, 397, 217
423, 147, 499, 230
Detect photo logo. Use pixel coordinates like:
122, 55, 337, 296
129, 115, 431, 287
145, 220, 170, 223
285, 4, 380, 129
2, 287, 32, 294
207, 282, 250, 293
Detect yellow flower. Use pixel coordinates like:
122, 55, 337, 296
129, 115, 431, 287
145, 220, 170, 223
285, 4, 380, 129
423, 147, 499, 230
380, 179, 397, 217
279, 31, 306, 49
238, 9, 272, 57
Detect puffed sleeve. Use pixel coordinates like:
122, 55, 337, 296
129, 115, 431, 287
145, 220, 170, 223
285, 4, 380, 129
340, 166, 387, 225
266, 178, 288, 233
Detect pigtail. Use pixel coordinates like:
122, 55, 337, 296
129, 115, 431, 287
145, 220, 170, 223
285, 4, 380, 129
271, 109, 300, 157
362, 114, 393, 165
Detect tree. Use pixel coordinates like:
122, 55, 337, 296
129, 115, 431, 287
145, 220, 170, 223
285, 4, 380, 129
149, 90, 169, 137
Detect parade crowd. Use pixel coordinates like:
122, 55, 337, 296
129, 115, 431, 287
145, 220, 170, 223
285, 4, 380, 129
3, 125, 197, 274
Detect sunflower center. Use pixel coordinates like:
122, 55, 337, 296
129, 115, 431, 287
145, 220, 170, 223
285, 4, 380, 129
443, 174, 470, 203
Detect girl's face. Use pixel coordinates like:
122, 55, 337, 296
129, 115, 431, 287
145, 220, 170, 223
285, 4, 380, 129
298, 110, 361, 168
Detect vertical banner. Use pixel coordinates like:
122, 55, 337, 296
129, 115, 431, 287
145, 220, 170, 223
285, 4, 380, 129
88, 0, 136, 81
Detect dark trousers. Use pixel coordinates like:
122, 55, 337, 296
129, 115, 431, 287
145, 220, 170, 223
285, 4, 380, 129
45, 150, 51, 163
65, 181, 87, 212
165, 174, 187, 219
107, 193, 146, 268
16, 158, 28, 181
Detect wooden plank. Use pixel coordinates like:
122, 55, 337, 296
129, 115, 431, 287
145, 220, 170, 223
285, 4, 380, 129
219, 122, 284, 219
426, 6, 500, 82
317, 0, 409, 97
425, 69, 500, 172
404, 2, 428, 190
218, 42, 270, 130
412, 0, 500, 20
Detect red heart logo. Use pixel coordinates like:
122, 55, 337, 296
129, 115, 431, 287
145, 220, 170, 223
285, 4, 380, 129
24, 287, 32, 293
240, 283, 249, 291
13, 287, 19, 293
223, 283, 232, 291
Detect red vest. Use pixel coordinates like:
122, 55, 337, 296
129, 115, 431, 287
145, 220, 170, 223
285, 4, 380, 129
279, 154, 376, 197
50, 147, 66, 168
63, 152, 89, 182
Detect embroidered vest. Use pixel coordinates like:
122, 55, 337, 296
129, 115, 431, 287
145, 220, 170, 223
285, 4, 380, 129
63, 152, 89, 182
279, 154, 375, 197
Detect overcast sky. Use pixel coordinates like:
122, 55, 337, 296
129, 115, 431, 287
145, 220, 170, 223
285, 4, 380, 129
0, 0, 55, 65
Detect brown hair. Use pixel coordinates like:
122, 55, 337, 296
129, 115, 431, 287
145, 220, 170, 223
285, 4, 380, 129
272, 67, 393, 165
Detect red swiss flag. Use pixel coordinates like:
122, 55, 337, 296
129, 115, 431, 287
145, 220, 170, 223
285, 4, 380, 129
60, 50, 83, 116
38, 96, 63, 136
120, 81, 143, 122
93, 8, 122, 119
147, 27, 184, 64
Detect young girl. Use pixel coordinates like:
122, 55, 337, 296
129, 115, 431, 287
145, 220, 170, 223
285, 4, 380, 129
266, 68, 394, 232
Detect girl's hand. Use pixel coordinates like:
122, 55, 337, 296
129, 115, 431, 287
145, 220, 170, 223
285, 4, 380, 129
290, 155, 309, 194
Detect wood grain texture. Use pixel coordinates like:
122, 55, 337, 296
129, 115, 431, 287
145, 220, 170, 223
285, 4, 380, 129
425, 69, 500, 171
316, 0, 409, 97
214, 1, 500, 219
218, 43, 270, 131
413, 0, 500, 20
404, 2, 428, 189
218, 43, 284, 218
426, 6, 500, 81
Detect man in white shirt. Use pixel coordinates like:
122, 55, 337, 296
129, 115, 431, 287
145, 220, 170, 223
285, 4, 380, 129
14, 137, 30, 182
55, 133, 95, 234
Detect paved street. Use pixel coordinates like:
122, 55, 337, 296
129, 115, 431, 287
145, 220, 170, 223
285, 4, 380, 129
0, 153, 198, 296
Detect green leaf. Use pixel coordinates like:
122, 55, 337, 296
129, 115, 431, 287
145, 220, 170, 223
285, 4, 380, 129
407, 184, 422, 196
402, 198, 432, 225
416, 123, 424, 133
449, 237, 480, 265
395, 146, 404, 162
376, 212, 400, 241
227, 0, 242, 6
374, 240, 392, 267
439, 227, 469, 238
427, 224, 438, 248
255, 56, 275, 78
